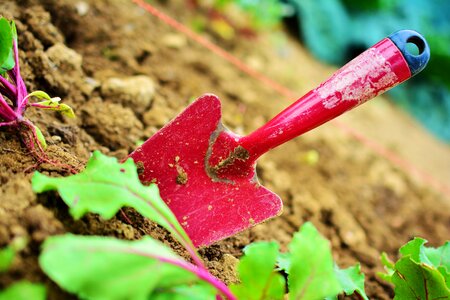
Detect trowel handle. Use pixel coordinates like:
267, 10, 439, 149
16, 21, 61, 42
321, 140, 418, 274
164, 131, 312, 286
240, 30, 430, 160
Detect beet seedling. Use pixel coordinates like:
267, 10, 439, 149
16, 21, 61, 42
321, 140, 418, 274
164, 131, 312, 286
0, 17, 74, 166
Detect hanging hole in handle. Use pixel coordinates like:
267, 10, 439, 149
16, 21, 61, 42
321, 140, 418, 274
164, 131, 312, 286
406, 35, 425, 56
388, 30, 430, 76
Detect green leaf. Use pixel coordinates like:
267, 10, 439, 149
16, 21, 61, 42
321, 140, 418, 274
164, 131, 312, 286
231, 242, 285, 300
0, 281, 46, 300
31, 151, 191, 249
27, 90, 53, 101
28, 91, 76, 118
37, 102, 76, 118
287, 222, 341, 300
39, 235, 216, 300
423, 242, 450, 288
276, 252, 291, 272
32, 124, 47, 150
379, 252, 395, 282
399, 238, 450, 288
399, 237, 428, 263
10, 20, 17, 42
0, 246, 14, 272
0, 237, 27, 272
334, 263, 368, 300
236, 0, 284, 29
392, 257, 450, 300
0, 17, 14, 72
380, 238, 450, 299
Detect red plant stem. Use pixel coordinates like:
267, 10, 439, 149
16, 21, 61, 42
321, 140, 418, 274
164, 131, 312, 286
30, 103, 58, 109
16, 76, 27, 114
179, 236, 204, 268
170, 259, 236, 300
125, 248, 237, 300
22, 119, 45, 151
0, 120, 16, 127
0, 94, 17, 122
119, 209, 134, 225
13, 41, 27, 113
0, 84, 15, 101
0, 74, 16, 96
143, 197, 205, 269
7, 67, 17, 85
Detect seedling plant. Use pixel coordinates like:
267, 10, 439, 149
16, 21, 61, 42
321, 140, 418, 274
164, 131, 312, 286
0, 17, 74, 166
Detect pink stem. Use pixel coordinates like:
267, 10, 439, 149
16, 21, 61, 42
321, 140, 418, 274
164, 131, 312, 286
126, 248, 237, 300
11, 41, 28, 113
0, 84, 15, 101
7, 67, 16, 85
0, 75, 16, 96
144, 198, 205, 269
0, 93, 17, 122
22, 120, 45, 153
0, 120, 16, 127
30, 103, 58, 109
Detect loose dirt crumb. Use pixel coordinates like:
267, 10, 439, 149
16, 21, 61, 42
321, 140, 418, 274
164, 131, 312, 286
175, 166, 188, 185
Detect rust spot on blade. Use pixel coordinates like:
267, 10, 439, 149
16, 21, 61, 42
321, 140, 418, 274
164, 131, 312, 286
206, 144, 250, 183
176, 165, 188, 185
214, 145, 250, 170
136, 161, 145, 175
170, 156, 188, 185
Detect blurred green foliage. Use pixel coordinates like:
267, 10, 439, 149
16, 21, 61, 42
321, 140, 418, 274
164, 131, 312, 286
285, 0, 450, 142
215, 0, 284, 29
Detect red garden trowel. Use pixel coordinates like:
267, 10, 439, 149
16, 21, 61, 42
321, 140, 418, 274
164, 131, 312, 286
129, 30, 430, 247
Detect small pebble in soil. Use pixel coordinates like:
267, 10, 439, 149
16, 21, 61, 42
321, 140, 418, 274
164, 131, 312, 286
101, 76, 156, 114
75, 2, 90, 16
162, 33, 187, 49
51, 135, 62, 143
46, 43, 83, 73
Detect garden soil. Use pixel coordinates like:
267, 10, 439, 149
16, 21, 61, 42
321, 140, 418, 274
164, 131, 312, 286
1, 0, 449, 299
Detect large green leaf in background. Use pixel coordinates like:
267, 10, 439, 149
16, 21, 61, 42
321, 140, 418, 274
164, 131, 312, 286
231, 242, 285, 300
0, 246, 14, 272
392, 257, 450, 299
0, 17, 16, 73
39, 235, 216, 300
399, 238, 450, 289
285, 222, 342, 300
332, 263, 368, 300
0, 281, 46, 300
